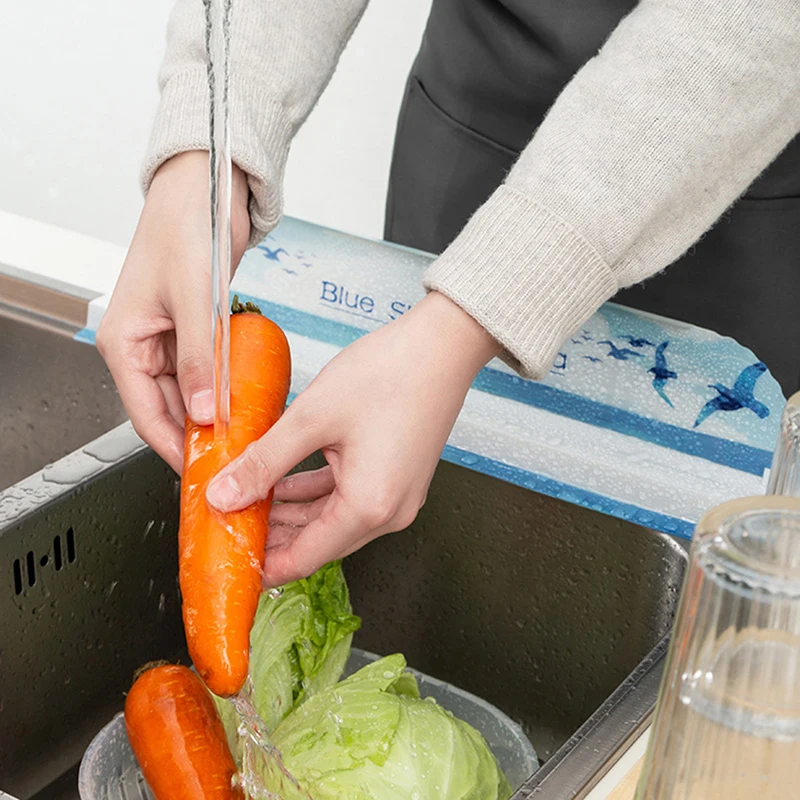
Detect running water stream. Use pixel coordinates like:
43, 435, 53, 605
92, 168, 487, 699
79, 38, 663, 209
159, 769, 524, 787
205, 0, 232, 439
204, 1, 309, 796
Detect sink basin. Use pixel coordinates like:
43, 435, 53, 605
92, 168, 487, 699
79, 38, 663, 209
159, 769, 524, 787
0, 285, 127, 493
0, 291, 688, 799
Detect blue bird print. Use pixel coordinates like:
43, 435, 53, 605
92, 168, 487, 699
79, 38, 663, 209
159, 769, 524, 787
553, 352, 567, 370
584, 356, 602, 363
693, 362, 770, 428
648, 341, 678, 407
598, 341, 644, 361
282, 268, 298, 275
257, 245, 288, 261
621, 335, 656, 348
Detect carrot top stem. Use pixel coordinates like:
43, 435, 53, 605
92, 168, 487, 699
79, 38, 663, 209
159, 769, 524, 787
231, 294, 263, 315
132, 659, 173, 683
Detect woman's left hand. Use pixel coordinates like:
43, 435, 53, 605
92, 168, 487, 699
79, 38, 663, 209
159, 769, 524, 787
206, 290, 501, 587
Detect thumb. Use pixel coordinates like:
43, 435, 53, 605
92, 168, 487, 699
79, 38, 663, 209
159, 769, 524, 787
206, 406, 323, 512
174, 297, 215, 425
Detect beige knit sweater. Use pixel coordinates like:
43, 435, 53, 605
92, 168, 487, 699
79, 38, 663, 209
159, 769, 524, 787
143, 0, 800, 378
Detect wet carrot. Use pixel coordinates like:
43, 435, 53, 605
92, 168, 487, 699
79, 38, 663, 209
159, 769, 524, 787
180, 301, 291, 697
124, 663, 242, 800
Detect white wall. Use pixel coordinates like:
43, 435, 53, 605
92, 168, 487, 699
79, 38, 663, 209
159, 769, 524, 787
0, 1, 431, 249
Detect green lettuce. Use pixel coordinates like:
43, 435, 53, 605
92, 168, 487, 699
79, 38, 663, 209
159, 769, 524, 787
267, 654, 512, 800
215, 560, 361, 736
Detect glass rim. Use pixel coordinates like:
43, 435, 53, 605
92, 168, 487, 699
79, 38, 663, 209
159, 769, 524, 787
696, 497, 800, 594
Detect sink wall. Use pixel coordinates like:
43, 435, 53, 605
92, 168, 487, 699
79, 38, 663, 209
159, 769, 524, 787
0, 313, 126, 492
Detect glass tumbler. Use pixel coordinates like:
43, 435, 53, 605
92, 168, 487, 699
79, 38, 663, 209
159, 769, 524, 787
636, 496, 800, 799
767, 391, 800, 496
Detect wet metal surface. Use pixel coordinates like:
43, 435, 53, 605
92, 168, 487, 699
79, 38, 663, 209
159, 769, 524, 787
0, 308, 127, 492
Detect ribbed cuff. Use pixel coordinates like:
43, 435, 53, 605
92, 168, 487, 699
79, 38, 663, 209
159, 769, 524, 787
423, 186, 618, 379
140, 68, 293, 248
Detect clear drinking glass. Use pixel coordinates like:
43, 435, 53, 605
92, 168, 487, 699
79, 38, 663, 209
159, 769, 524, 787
767, 391, 800, 497
636, 496, 800, 799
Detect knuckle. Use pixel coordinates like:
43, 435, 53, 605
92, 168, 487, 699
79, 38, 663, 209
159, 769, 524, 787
393, 504, 420, 532
176, 348, 210, 385
361, 490, 399, 530
286, 400, 323, 443
242, 442, 276, 486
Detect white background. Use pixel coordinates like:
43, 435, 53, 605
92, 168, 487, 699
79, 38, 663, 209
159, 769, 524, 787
0, 1, 432, 249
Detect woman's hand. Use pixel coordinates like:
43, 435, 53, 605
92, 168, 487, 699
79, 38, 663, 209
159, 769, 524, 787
96, 151, 251, 471
206, 291, 501, 587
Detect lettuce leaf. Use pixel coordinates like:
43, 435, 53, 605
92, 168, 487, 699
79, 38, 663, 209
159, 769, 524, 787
215, 560, 361, 736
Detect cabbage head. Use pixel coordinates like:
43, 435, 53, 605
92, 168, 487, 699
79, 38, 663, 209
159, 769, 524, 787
267, 653, 512, 800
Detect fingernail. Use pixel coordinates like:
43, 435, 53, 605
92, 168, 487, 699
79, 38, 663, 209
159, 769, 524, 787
207, 474, 242, 509
189, 389, 214, 423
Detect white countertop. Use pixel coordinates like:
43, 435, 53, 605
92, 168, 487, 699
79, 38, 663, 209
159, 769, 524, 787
0, 209, 125, 297
586, 729, 649, 798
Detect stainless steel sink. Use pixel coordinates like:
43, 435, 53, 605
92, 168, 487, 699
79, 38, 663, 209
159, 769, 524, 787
0, 288, 688, 799
0, 273, 127, 492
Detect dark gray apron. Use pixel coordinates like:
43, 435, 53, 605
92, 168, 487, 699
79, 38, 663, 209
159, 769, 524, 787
384, 0, 800, 394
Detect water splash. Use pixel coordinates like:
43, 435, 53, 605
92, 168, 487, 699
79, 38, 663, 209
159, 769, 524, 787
230, 685, 313, 800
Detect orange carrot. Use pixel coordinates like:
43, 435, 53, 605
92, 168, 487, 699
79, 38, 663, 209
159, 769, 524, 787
124, 663, 242, 800
180, 302, 291, 697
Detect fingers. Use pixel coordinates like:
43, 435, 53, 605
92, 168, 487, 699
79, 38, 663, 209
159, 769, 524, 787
206, 405, 324, 511
261, 494, 363, 587
155, 374, 187, 430
173, 300, 214, 426
264, 523, 299, 553
112, 368, 184, 471
274, 466, 335, 502
269, 494, 329, 528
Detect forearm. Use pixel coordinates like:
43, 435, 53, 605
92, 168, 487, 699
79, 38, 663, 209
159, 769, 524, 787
425, 0, 800, 378
142, 0, 369, 245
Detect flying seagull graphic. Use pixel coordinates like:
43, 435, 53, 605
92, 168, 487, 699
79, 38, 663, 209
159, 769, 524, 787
598, 341, 644, 361
693, 362, 769, 428
648, 342, 678, 407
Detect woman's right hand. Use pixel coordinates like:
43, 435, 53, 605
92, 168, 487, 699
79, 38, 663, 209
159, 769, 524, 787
96, 151, 251, 472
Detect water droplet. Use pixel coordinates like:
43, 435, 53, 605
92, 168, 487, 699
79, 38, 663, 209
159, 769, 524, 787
268, 587, 284, 600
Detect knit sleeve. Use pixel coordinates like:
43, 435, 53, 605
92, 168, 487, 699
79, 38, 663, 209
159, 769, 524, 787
423, 0, 800, 378
142, 0, 369, 247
